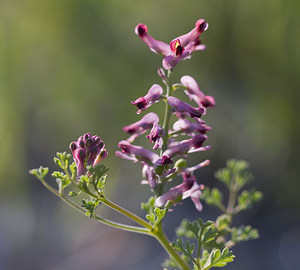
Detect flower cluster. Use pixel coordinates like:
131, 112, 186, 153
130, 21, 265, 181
116, 19, 214, 211
70, 133, 108, 177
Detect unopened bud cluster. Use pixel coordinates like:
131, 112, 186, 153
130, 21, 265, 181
70, 133, 108, 177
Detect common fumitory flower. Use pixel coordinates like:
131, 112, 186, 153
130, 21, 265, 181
131, 84, 163, 114
135, 24, 170, 56
135, 19, 208, 70
116, 140, 159, 164
146, 122, 165, 149
184, 160, 210, 173
172, 118, 211, 135
70, 133, 108, 177
167, 96, 204, 118
181, 75, 215, 108
155, 172, 204, 211
142, 163, 158, 189
123, 112, 159, 142
163, 134, 208, 157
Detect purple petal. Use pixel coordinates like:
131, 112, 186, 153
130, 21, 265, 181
167, 96, 204, 118
181, 75, 215, 108
132, 84, 163, 114
172, 19, 208, 48
135, 23, 171, 56
117, 140, 159, 164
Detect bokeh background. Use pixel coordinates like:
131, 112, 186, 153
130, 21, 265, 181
1, 0, 299, 269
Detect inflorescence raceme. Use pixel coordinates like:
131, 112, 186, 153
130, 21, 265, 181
116, 19, 214, 211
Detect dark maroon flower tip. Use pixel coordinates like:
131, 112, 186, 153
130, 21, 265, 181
98, 141, 104, 149
124, 128, 136, 134
70, 142, 77, 152
193, 135, 207, 148
84, 133, 91, 141
190, 108, 205, 118
94, 137, 100, 144
131, 97, 147, 110
196, 19, 208, 33
77, 149, 86, 161
136, 24, 148, 37
175, 46, 184, 56
161, 155, 173, 165
201, 96, 215, 107
79, 139, 84, 148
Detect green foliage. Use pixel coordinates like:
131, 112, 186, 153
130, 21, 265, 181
215, 159, 253, 190
81, 198, 100, 218
166, 219, 220, 269
164, 160, 262, 269
87, 164, 109, 194
30, 149, 110, 222
54, 152, 72, 170
29, 166, 49, 181
215, 215, 231, 234
171, 238, 195, 264
237, 189, 263, 211
52, 171, 71, 193
231, 225, 259, 244
202, 248, 235, 270
141, 197, 167, 226
145, 207, 167, 225
141, 196, 156, 214
201, 188, 225, 211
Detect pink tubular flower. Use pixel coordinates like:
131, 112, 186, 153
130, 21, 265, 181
123, 112, 159, 142
69, 133, 108, 177
155, 172, 204, 211
135, 19, 208, 70
163, 134, 208, 157
142, 163, 158, 189
131, 84, 163, 114
116, 140, 159, 164
146, 122, 165, 149
172, 118, 211, 135
135, 24, 171, 56
167, 96, 204, 118
181, 75, 215, 108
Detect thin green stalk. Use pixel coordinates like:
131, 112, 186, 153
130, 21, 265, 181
93, 215, 150, 235
226, 178, 237, 216
101, 197, 153, 230
38, 178, 150, 234
152, 223, 190, 270
195, 228, 205, 270
161, 69, 173, 153
155, 69, 174, 197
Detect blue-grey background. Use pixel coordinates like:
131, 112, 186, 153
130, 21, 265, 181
1, 0, 299, 269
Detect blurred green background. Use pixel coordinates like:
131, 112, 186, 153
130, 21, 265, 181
1, 0, 299, 269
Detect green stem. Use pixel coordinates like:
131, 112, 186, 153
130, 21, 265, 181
152, 223, 190, 270
93, 215, 150, 235
226, 181, 237, 216
38, 178, 150, 234
155, 69, 174, 197
78, 183, 153, 230
101, 197, 153, 230
161, 69, 173, 154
